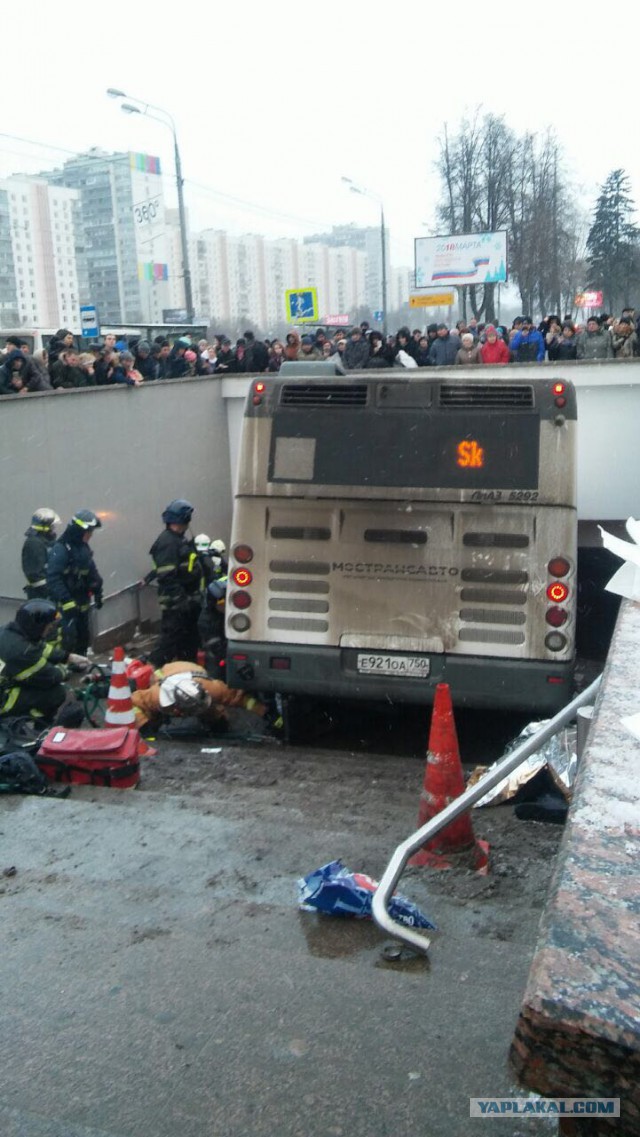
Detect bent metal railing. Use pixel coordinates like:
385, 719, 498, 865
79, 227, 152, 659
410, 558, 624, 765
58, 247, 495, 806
371, 675, 602, 953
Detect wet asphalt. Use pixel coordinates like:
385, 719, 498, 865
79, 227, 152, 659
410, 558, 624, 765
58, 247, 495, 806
0, 696, 565, 1137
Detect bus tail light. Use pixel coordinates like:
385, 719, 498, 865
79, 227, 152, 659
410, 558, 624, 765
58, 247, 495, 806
546, 607, 568, 627
229, 614, 251, 632
545, 632, 567, 651
232, 567, 253, 587
230, 590, 251, 610
548, 556, 570, 577
252, 381, 266, 406
546, 581, 569, 603
233, 544, 254, 564
270, 656, 291, 670
552, 381, 566, 408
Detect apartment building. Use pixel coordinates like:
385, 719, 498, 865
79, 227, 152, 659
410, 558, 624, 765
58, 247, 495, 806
45, 149, 171, 325
0, 176, 80, 330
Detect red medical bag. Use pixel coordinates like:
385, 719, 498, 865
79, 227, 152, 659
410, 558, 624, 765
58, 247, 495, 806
36, 727, 141, 788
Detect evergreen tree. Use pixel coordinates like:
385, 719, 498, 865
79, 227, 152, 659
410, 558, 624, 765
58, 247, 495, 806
586, 169, 640, 313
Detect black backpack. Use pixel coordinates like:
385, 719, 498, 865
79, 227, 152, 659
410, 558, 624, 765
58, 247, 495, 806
0, 750, 49, 794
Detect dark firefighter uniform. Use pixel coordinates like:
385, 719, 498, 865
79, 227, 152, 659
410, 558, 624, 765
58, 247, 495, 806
0, 602, 68, 721
47, 511, 103, 655
21, 509, 59, 599
148, 500, 204, 666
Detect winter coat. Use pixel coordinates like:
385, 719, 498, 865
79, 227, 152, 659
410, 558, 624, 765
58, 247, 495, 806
148, 529, 204, 610
93, 357, 117, 385
611, 329, 638, 359
22, 526, 56, 591
51, 360, 94, 388
284, 333, 301, 361
344, 338, 370, 369
367, 343, 394, 368
26, 356, 52, 391
47, 523, 103, 612
509, 330, 545, 362
455, 345, 483, 365
134, 352, 159, 381
576, 330, 614, 361
296, 347, 323, 361
168, 350, 190, 378
214, 349, 237, 373
428, 334, 460, 367
0, 350, 27, 395
245, 339, 269, 372
547, 336, 577, 362
480, 338, 511, 365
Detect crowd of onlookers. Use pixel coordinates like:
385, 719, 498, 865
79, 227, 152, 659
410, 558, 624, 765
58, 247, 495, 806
1, 309, 639, 395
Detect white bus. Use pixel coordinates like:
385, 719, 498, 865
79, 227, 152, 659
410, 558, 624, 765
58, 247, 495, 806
225, 365, 577, 712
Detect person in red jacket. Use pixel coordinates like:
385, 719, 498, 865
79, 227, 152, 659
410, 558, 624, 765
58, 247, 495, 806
480, 325, 511, 365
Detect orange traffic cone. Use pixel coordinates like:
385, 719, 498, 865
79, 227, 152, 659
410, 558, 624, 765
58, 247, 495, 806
408, 683, 489, 873
105, 646, 156, 757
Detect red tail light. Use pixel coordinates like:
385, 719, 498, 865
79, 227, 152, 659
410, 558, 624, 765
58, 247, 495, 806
547, 581, 569, 603
230, 590, 251, 610
546, 607, 568, 627
232, 568, 253, 587
233, 544, 253, 564
548, 557, 570, 577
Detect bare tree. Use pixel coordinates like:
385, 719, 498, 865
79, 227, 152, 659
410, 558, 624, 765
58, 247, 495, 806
435, 112, 582, 322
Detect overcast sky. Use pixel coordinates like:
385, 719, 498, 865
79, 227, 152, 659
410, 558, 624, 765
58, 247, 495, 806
2, 0, 638, 269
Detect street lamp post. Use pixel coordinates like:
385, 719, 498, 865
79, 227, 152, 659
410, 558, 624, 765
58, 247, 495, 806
107, 89, 194, 323
341, 176, 387, 338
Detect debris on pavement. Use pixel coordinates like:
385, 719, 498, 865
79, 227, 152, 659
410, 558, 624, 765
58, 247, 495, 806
470, 722, 577, 809
298, 859, 436, 929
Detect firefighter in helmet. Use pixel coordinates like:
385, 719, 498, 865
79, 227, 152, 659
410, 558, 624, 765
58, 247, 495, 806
21, 507, 60, 599
0, 600, 87, 722
148, 500, 204, 666
46, 510, 103, 655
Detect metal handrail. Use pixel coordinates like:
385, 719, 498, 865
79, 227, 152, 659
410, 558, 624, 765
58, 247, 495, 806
371, 675, 603, 953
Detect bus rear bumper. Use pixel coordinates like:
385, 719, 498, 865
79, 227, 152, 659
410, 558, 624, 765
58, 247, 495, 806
225, 643, 575, 713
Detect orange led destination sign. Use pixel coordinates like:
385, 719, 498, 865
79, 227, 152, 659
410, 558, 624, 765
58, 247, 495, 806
456, 440, 485, 468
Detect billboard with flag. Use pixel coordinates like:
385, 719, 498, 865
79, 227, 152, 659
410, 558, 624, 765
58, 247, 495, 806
415, 231, 508, 288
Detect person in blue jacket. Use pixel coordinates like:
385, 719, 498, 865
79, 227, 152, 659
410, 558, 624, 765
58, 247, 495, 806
46, 511, 103, 654
509, 317, 545, 362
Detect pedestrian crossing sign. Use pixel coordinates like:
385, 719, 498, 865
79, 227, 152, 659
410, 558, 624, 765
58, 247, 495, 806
285, 287, 319, 323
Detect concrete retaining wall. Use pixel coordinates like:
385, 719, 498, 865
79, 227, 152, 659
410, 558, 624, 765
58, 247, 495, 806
0, 376, 237, 636
511, 598, 640, 1133
1, 362, 638, 641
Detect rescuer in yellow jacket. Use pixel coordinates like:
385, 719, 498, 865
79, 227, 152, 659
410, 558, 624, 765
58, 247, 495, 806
131, 660, 283, 735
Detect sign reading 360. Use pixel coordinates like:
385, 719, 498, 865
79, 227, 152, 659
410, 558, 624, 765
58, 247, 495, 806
133, 196, 161, 225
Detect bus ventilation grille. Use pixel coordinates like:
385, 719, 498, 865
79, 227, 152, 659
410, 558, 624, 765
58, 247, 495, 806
439, 383, 534, 408
280, 384, 368, 407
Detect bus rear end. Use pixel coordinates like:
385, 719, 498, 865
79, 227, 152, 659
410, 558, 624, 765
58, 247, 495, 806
226, 373, 577, 712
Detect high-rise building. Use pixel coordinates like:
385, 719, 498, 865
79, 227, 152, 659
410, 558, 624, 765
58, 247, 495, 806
304, 223, 390, 314
389, 266, 414, 314
0, 176, 80, 330
44, 149, 171, 325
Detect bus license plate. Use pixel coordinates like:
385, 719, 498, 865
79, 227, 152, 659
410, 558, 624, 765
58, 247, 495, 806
356, 653, 430, 678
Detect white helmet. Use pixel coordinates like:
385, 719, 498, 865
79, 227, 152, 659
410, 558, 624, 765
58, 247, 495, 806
32, 507, 61, 529
210, 538, 226, 556
159, 673, 210, 712
194, 533, 211, 553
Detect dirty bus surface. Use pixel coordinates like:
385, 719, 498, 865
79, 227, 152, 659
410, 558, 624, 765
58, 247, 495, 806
226, 367, 577, 713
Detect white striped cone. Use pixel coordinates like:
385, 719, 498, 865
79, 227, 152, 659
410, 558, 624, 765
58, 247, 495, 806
104, 645, 136, 726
